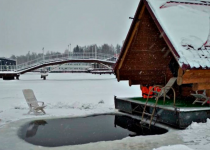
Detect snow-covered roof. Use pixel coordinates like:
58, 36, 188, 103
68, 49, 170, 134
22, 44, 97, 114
147, 0, 210, 69
0, 57, 16, 62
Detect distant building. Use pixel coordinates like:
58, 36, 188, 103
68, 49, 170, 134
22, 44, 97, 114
0, 57, 16, 71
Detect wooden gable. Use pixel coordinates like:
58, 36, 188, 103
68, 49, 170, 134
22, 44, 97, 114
115, 0, 174, 86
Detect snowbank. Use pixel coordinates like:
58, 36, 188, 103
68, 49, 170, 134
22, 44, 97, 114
154, 144, 193, 150
179, 119, 210, 150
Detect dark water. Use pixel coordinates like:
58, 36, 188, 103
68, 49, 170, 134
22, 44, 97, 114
18, 115, 167, 147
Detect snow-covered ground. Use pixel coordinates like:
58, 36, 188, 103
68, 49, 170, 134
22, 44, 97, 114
0, 73, 140, 126
0, 73, 210, 150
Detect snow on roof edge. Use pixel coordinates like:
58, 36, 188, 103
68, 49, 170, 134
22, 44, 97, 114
146, 0, 210, 70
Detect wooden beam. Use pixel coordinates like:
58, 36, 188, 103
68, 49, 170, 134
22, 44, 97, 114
127, 78, 165, 86
125, 53, 172, 61
121, 74, 165, 80
116, 69, 120, 82
118, 69, 167, 82
192, 83, 210, 91
184, 69, 210, 74
124, 60, 171, 66
182, 69, 210, 78
118, 5, 145, 70
183, 73, 210, 78
183, 78, 210, 84
181, 69, 210, 84
119, 70, 166, 76
122, 65, 168, 71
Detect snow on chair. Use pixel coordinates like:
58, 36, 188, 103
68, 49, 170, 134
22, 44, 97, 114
22, 89, 46, 115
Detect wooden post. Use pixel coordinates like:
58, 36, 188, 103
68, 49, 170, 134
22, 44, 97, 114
206, 90, 210, 97
129, 79, 132, 87
117, 69, 120, 82
177, 77, 183, 86
140, 84, 143, 90
177, 67, 184, 85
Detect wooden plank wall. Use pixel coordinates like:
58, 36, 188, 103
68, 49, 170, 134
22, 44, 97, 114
117, 7, 173, 86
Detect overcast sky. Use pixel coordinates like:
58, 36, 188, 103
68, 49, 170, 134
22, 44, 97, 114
0, 0, 139, 57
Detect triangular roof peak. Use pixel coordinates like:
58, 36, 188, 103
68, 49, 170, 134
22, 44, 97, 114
115, 0, 210, 72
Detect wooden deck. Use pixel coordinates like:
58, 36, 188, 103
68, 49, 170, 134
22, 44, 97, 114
115, 96, 210, 128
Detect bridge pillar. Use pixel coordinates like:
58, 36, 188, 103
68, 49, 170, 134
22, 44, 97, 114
16, 75, 20, 80
43, 76, 46, 80
3, 75, 15, 80
41, 73, 48, 80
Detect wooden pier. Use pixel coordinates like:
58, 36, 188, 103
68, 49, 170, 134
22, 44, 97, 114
115, 96, 210, 128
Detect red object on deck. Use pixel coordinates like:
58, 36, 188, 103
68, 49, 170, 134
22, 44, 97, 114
154, 86, 161, 92
141, 86, 154, 99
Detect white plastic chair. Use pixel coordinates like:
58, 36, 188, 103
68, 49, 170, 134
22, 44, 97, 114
22, 89, 46, 115
192, 90, 210, 105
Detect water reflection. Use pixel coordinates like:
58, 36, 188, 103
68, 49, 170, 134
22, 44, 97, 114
26, 120, 47, 138
19, 115, 167, 147
115, 115, 167, 136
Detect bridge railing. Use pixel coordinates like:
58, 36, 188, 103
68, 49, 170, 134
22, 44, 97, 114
13, 52, 116, 72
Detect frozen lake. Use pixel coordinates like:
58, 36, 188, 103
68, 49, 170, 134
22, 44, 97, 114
0, 73, 210, 150
18, 115, 168, 147
0, 73, 140, 111
0, 73, 140, 127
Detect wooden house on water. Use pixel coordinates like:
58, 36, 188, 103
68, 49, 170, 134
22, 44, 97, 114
114, 0, 210, 128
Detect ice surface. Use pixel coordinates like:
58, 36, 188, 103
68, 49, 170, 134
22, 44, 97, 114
178, 119, 210, 150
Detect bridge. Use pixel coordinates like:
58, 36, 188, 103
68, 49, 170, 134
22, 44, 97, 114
0, 52, 117, 80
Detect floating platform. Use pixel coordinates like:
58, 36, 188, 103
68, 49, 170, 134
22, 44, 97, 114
0, 72, 19, 80
115, 96, 210, 128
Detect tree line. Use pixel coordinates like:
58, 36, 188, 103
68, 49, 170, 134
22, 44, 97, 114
10, 44, 122, 64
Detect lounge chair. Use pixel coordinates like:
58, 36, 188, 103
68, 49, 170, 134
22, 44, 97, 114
153, 77, 177, 99
22, 89, 46, 115
192, 90, 210, 105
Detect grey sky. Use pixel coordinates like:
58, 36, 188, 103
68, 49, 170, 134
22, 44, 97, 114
0, 0, 139, 57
